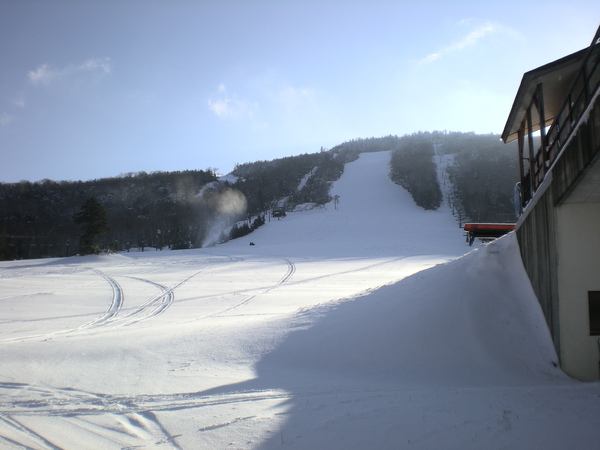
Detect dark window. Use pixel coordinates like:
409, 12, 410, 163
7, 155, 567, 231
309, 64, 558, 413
589, 292, 600, 335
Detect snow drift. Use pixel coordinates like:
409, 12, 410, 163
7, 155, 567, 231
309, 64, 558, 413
255, 233, 562, 388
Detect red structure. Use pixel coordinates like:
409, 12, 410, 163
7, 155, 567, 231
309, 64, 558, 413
463, 223, 515, 246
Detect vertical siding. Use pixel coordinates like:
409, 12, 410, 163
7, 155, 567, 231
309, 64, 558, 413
517, 94, 600, 369
516, 190, 560, 356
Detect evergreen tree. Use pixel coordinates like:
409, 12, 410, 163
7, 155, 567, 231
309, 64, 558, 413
0, 232, 16, 261
74, 197, 110, 255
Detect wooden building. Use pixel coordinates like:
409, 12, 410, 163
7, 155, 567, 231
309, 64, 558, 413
501, 26, 600, 380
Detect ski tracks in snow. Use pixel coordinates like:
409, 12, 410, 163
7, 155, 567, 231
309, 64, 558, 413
0, 396, 182, 449
78, 268, 124, 329
0, 379, 383, 449
0, 255, 245, 343
77, 258, 241, 330
198, 257, 296, 320
0, 414, 61, 450
0, 381, 293, 448
80, 272, 176, 329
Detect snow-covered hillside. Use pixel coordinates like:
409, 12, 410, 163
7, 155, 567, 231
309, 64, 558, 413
1, 151, 599, 449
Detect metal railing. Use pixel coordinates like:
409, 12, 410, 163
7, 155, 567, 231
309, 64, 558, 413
524, 27, 600, 205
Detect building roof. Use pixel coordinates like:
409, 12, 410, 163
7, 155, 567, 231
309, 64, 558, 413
501, 48, 588, 143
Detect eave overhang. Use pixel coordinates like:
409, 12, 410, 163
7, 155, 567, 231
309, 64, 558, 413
501, 48, 588, 143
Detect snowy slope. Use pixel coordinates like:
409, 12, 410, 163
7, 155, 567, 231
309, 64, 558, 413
241, 150, 465, 259
1, 151, 599, 449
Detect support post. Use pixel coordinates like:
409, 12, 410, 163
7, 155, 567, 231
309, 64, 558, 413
517, 126, 527, 208
526, 106, 536, 190
535, 83, 548, 170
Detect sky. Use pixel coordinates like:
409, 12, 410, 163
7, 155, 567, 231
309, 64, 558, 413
1, 1, 598, 183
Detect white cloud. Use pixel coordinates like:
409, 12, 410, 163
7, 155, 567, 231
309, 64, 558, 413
78, 58, 112, 75
419, 52, 442, 65
28, 64, 56, 86
207, 84, 258, 120
207, 97, 230, 117
418, 21, 502, 65
28, 57, 112, 86
452, 22, 497, 50
206, 80, 337, 142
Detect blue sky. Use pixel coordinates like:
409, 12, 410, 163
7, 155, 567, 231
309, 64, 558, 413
1, 1, 598, 182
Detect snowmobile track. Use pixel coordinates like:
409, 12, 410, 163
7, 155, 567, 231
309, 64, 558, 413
117, 277, 175, 327
0, 380, 403, 418
0, 255, 245, 343
199, 257, 296, 319
78, 268, 124, 329
0, 267, 125, 343
0, 414, 61, 449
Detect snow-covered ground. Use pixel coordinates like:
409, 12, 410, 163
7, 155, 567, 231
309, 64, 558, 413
1, 151, 599, 449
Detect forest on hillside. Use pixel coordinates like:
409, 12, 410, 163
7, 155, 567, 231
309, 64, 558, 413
0, 132, 519, 260
389, 132, 442, 210
387, 131, 518, 223
0, 170, 217, 259
441, 131, 519, 223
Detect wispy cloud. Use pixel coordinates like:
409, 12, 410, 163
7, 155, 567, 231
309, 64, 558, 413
419, 21, 502, 65
207, 80, 334, 141
28, 57, 112, 86
207, 84, 259, 120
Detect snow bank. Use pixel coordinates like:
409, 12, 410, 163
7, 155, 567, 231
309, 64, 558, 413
256, 233, 563, 388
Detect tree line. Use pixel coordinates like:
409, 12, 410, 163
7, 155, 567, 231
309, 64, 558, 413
0, 148, 352, 259
0, 132, 520, 260
0, 170, 218, 259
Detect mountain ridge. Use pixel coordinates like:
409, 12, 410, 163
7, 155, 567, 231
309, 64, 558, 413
0, 131, 517, 260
